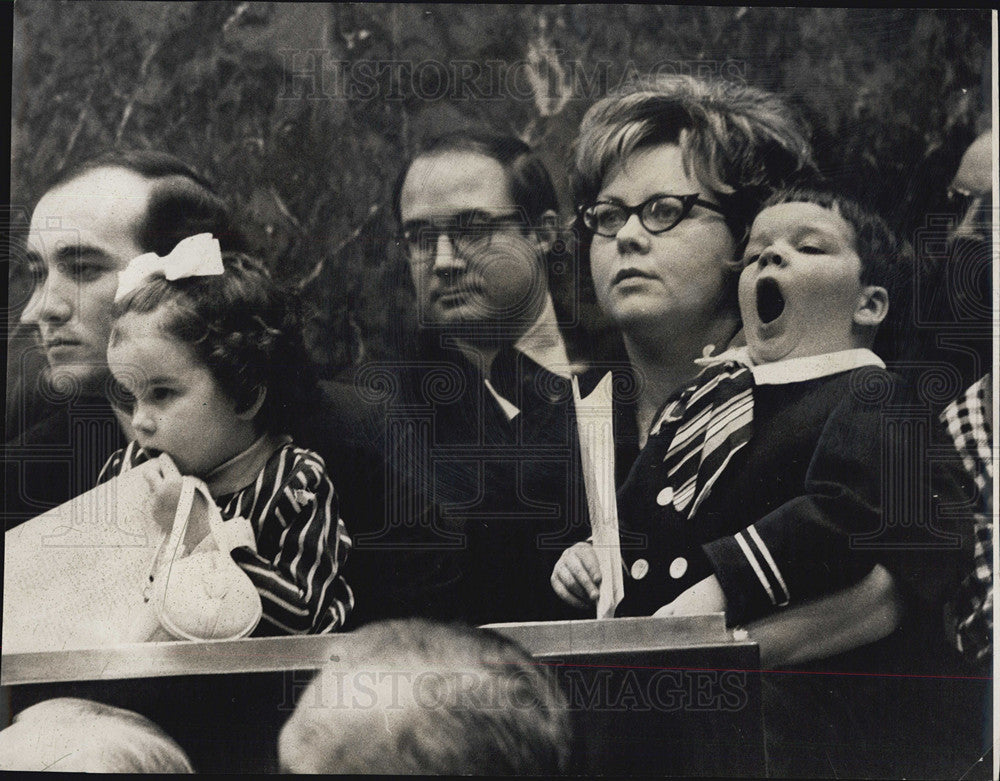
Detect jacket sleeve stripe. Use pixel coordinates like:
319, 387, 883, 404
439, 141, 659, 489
735, 531, 777, 605
747, 524, 790, 605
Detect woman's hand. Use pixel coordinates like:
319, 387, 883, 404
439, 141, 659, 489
746, 564, 902, 669
551, 542, 602, 609
653, 575, 727, 617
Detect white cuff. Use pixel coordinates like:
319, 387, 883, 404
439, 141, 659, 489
213, 516, 257, 554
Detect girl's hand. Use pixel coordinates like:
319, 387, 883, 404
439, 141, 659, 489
653, 575, 727, 618
141, 453, 184, 534
551, 542, 602, 610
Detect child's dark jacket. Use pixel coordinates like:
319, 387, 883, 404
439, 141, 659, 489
616, 348, 974, 625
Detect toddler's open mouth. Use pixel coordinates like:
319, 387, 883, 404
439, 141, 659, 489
755, 277, 786, 325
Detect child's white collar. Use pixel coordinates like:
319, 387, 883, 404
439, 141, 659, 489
695, 346, 885, 386
205, 432, 292, 497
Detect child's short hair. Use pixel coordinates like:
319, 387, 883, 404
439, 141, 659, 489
0, 697, 194, 773
758, 186, 916, 361
760, 186, 913, 288
112, 252, 316, 434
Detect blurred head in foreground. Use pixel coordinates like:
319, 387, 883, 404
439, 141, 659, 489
0, 697, 193, 773
278, 619, 572, 774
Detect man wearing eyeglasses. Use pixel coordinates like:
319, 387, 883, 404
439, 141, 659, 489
935, 130, 994, 770
394, 131, 569, 389
913, 129, 993, 402
948, 130, 992, 248
352, 129, 589, 625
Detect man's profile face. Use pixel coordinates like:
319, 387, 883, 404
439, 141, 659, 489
948, 131, 992, 246
943, 131, 993, 329
20, 167, 151, 393
398, 151, 548, 336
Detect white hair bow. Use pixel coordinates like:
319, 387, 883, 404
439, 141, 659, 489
115, 233, 224, 302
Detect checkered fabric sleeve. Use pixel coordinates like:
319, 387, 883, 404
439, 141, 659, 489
940, 375, 993, 663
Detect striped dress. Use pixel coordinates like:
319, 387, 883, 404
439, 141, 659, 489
99, 441, 354, 634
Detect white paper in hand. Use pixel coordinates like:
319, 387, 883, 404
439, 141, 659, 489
572, 372, 624, 618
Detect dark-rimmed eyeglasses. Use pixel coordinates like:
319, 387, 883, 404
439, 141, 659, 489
579, 194, 726, 237
947, 186, 991, 219
400, 210, 526, 256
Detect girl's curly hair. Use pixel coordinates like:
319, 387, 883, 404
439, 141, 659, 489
111, 252, 317, 435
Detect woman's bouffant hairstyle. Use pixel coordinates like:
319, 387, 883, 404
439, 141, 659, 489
0, 697, 194, 773
572, 74, 818, 245
111, 252, 316, 434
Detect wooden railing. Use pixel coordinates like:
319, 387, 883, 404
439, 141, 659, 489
1, 615, 764, 775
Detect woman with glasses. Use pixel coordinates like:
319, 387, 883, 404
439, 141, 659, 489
572, 75, 815, 443
567, 75, 937, 776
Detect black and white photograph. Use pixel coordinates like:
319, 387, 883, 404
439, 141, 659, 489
2, 3, 995, 776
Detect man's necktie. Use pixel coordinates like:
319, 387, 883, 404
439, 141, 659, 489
488, 345, 523, 408
648, 360, 755, 518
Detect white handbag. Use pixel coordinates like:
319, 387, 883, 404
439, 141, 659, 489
3, 464, 261, 653
147, 476, 262, 642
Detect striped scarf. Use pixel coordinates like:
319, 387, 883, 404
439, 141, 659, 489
648, 360, 755, 519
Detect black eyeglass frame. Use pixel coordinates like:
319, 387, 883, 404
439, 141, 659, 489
399, 210, 528, 254
947, 186, 992, 217
578, 193, 727, 237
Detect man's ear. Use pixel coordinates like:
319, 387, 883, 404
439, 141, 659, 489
853, 285, 889, 328
533, 209, 560, 255
237, 386, 267, 421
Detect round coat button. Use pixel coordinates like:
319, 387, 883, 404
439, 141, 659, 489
656, 487, 674, 506
669, 557, 688, 579
631, 559, 650, 580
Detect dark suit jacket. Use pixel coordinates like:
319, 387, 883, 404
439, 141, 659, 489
4, 394, 126, 530
309, 342, 601, 626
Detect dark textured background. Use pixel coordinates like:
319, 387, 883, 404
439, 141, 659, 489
7, 3, 991, 380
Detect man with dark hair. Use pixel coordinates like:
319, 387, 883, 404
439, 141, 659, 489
348, 130, 589, 625
391, 130, 562, 231
278, 619, 573, 774
4, 151, 245, 527
393, 129, 567, 368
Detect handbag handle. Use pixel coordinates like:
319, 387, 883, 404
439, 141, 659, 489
129, 477, 215, 641
144, 477, 220, 600
147, 476, 262, 641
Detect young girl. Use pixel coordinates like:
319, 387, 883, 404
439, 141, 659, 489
99, 235, 353, 635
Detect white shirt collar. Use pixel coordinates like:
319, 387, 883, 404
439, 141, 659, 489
484, 379, 523, 420
204, 432, 291, 497
696, 346, 885, 386
512, 292, 573, 378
